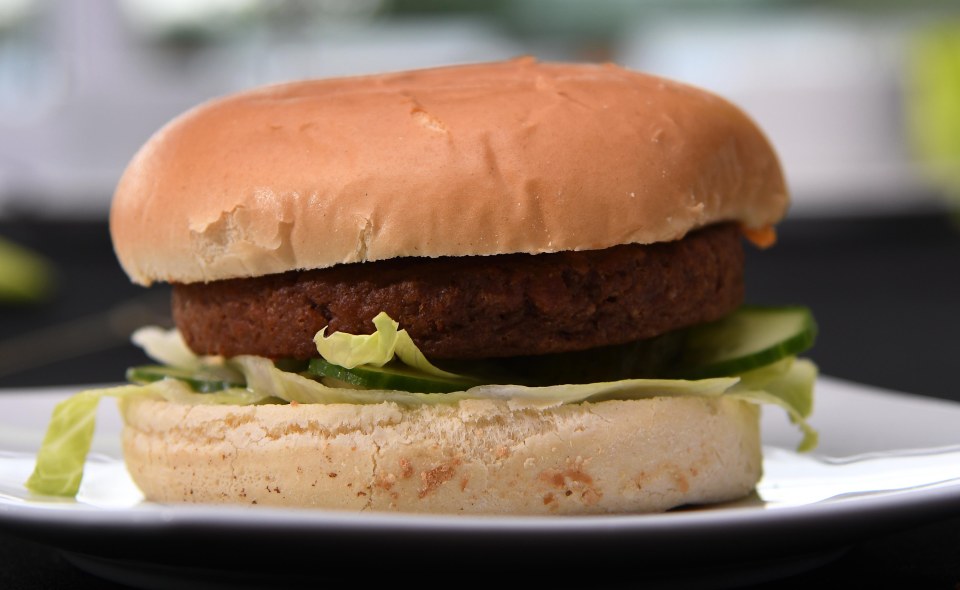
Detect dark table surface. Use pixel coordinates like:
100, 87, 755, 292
0, 211, 959, 588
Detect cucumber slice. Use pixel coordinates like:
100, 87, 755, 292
307, 359, 482, 393
126, 365, 245, 393
673, 306, 817, 379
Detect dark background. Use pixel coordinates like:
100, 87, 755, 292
0, 210, 959, 588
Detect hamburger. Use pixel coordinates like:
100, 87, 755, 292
27, 58, 817, 514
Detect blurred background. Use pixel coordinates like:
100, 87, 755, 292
0, 0, 958, 399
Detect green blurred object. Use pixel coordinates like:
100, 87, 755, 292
0, 235, 56, 303
908, 20, 960, 210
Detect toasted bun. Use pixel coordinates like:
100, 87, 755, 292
111, 58, 788, 286
120, 395, 761, 514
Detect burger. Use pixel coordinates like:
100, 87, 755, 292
27, 58, 816, 514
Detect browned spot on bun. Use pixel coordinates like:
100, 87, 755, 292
418, 460, 461, 499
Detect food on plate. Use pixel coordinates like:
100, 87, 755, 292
27, 58, 817, 514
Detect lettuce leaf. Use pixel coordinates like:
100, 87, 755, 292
314, 312, 461, 378
730, 357, 819, 452
231, 353, 739, 405
131, 326, 204, 371
26, 386, 133, 496
25, 380, 273, 497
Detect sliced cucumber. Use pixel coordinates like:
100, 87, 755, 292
307, 359, 482, 393
672, 306, 817, 379
126, 365, 245, 393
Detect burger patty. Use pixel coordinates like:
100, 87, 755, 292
173, 223, 744, 360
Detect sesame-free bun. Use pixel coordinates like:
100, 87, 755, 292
120, 395, 761, 514
111, 58, 788, 286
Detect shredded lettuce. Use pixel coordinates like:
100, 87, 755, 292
131, 326, 203, 371
730, 357, 819, 452
26, 386, 132, 496
24, 380, 274, 497
314, 312, 461, 378
27, 314, 818, 497
231, 352, 740, 406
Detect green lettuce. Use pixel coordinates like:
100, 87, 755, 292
233, 352, 740, 406
730, 357, 819, 452
26, 387, 126, 496
314, 312, 462, 378
25, 380, 272, 496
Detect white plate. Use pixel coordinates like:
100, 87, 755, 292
2, 377, 960, 589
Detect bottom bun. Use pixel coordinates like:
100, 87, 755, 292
120, 395, 762, 515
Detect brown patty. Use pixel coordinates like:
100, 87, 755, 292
172, 223, 744, 360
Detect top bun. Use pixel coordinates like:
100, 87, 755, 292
111, 58, 788, 286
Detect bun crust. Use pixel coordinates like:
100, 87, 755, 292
111, 58, 788, 286
120, 395, 762, 514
